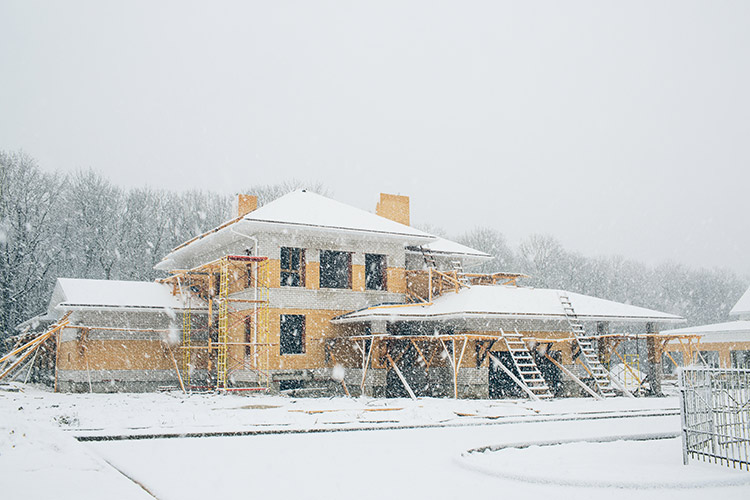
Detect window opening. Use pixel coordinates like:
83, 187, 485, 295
319, 250, 351, 289
280, 314, 305, 354
280, 247, 305, 287
365, 253, 387, 290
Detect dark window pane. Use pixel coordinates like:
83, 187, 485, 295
281, 271, 301, 287
280, 379, 304, 391
280, 247, 291, 270
365, 254, 386, 290
280, 314, 305, 354
280, 247, 305, 287
320, 250, 351, 289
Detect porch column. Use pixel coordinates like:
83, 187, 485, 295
596, 322, 610, 366
646, 322, 663, 396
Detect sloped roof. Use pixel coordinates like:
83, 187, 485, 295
730, 286, 750, 317
661, 320, 750, 343
332, 285, 683, 324
156, 190, 437, 271
243, 190, 434, 239
417, 237, 492, 259
52, 278, 196, 312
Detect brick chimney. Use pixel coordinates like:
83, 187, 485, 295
236, 194, 257, 217
376, 193, 410, 226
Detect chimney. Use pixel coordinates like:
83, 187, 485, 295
236, 194, 258, 217
376, 193, 410, 226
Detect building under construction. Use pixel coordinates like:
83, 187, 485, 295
4, 190, 736, 400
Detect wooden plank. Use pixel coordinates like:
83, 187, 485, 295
544, 353, 602, 401
166, 345, 186, 394
409, 339, 431, 372
360, 338, 375, 394
0, 332, 52, 382
386, 353, 417, 400
489, 353, 539, 402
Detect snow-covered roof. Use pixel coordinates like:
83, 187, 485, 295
243, 190, 434, 239
51, 278, 196, 313
412, 237, 492, 259
661, 320, 750, 343
156, 190, 436, 271
730, 286, 750, 318
332, 285, 683, 324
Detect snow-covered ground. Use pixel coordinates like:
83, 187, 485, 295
1, 383, 748, 499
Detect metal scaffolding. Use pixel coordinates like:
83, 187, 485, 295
165, 254, 271, 392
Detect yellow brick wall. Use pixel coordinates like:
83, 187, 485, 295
269, 308, 347, 370
387, 267, 406, 293
376, 193, 410, 226
306, 262, 320, 290
352, 264, 365, 291
226, 307, 348, 371
265, 258, 281, 288
58, 340, 173, 371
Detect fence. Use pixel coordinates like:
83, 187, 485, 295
679, 367, 750, 470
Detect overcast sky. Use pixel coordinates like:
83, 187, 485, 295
1, 1, 748, 276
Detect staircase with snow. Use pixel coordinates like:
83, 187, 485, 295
500, 328, 554, 399
558, 293, 617, 398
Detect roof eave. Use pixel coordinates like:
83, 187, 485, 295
56, 304, 208, 314
156, 218, 436, 271
332, 310, 684, 325
405, 248, 493, 260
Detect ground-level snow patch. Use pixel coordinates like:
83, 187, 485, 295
459, 434, 750, 488
0, 411, 153, 499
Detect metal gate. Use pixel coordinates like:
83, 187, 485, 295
679, 367, 750, 470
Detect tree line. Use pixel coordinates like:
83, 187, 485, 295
1, 150, 746, 340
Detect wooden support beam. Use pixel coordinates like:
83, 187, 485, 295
409, 339, 431, 373
646, 323, 662, 396
360, 338, 375, 395
386, 353, 417, 400
0, 331, 52, 382
489, 353, 540, 402
544, 353, 603, 401
664, 350, 680, 369
475, 340, 497, 368
326, 351, 351, 397
166, 345, 186, 394
439, 339, 456, 397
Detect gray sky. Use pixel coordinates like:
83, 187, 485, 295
1, 1, 749, 275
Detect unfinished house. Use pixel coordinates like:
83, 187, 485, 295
661, 286, 750, 370
3, 191, 689, 399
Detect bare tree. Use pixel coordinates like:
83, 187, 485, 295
457, 227, 517, 273
0, 151, 65, 338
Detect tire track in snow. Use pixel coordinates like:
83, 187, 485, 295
74, 407, 679, 442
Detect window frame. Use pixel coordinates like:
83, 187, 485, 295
280, 247, 306, 287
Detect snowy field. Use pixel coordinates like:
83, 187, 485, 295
1, 383, 749, 500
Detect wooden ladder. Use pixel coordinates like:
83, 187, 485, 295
420, 246, 437, 269
501, 328, 553, 399
558, 293, 616, 397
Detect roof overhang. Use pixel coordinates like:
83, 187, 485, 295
156, 218, 436, 271
55, 303, 208, 314
332, 308, 684, 325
